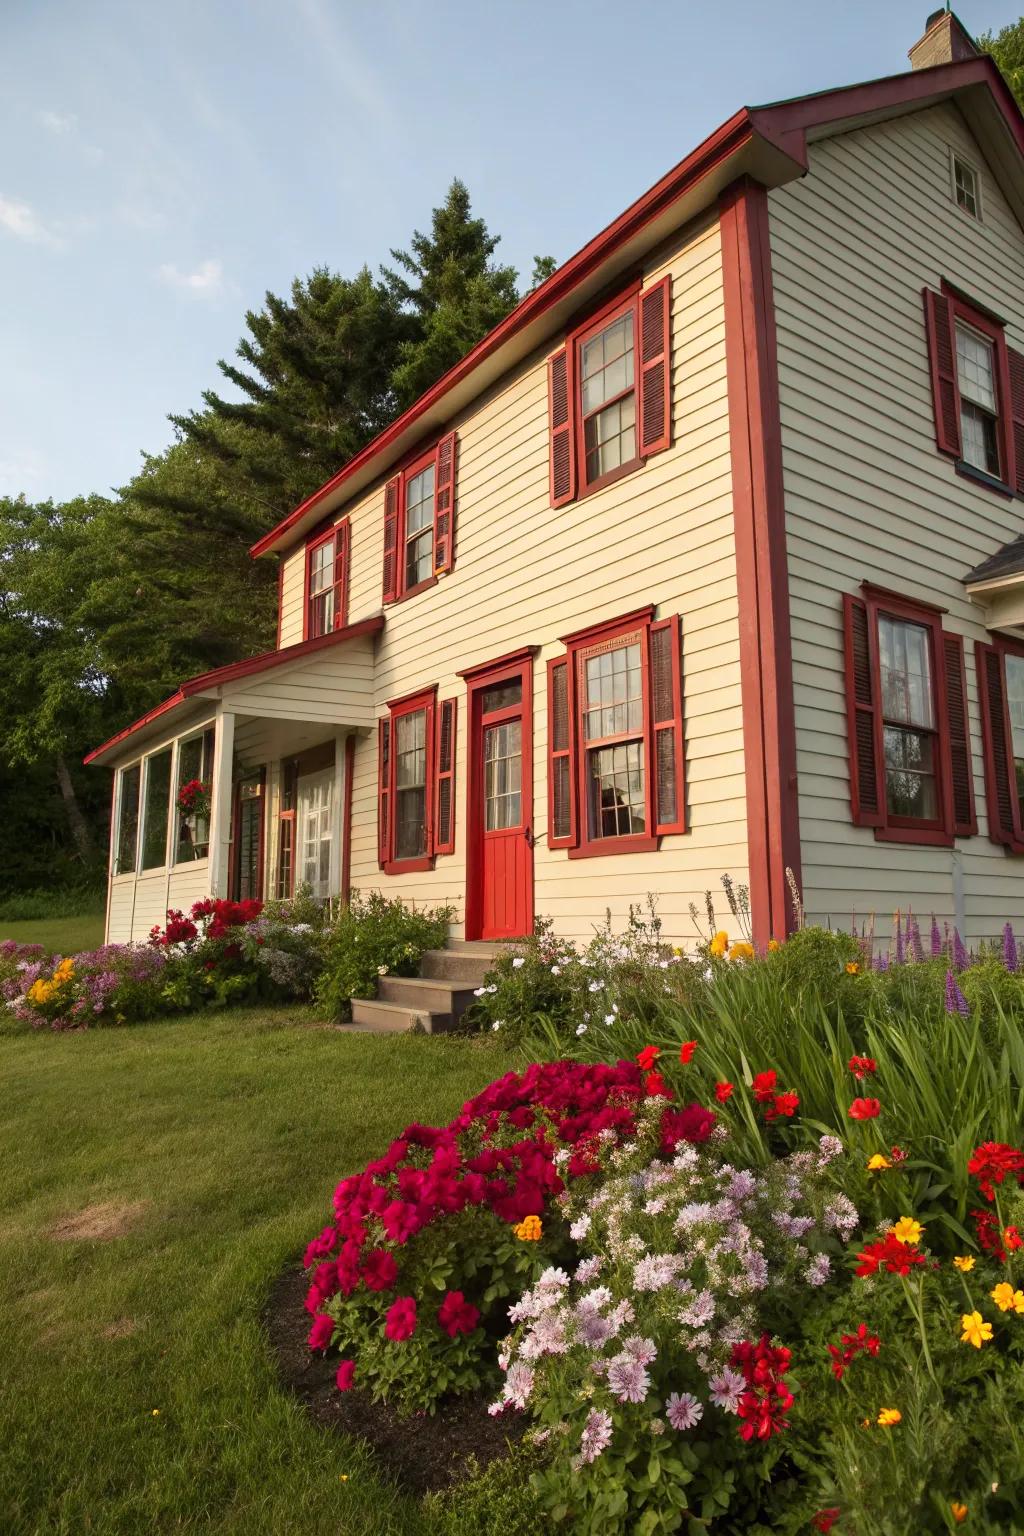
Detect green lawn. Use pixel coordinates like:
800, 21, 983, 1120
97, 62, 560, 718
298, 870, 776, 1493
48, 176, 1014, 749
0, 912, 106, 953
0, 1007, 515, 1535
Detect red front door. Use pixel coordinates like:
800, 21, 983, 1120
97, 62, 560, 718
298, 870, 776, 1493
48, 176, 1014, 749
466, 655, 534, 941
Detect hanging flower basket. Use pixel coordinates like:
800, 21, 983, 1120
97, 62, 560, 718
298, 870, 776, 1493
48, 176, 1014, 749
177, 778, 211, 822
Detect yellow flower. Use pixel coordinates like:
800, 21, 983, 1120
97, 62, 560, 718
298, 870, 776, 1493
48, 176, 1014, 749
867, 1154, 892, 1171
514, 1215, 542, 1242
709, 931, 729, 958
960, 1311, 993, 1349
728, 941, 754, 962
877, 1408, 902, 1426
151, 1409, 160, 1417
339, 1474, 349, 1483
991, 1282, 1024, 1314
845, 962, 860, 974
953, 1255, 975, 1272
889, 1217, 924, 1246
767, 939, 781, 952
950, 1503, 967, 1524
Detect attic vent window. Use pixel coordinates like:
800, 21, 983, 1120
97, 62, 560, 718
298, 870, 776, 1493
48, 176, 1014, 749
952, 153, 980, 219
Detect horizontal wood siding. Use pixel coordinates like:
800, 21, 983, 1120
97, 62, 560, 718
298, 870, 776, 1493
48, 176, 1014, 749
222, 637, 376, 726
278, 551, 305, 647
769, 102, 1024, 941
330, 214, 747, 943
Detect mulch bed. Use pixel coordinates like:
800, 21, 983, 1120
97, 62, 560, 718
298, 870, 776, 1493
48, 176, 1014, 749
264, 1261, 524, 1496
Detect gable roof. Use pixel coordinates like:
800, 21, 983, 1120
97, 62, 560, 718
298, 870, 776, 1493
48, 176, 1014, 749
965, 532, 1024, 588
249, 55, 1024, 562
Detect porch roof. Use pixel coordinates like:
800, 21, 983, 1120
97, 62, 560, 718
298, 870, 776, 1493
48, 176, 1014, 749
84, 614, 384, 767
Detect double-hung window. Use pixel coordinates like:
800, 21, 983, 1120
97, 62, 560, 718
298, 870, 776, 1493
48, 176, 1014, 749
579, 305, 638, 491
377, 688, 457, 870
304, 521, 349, 639
382, 433, 457, 603
976, 635, 1024, 853
951, 152, 981, 220
843, 585, 975, 845
547, 607, 685, 856
115, 763, 141, 875
923, 283, 1023, 495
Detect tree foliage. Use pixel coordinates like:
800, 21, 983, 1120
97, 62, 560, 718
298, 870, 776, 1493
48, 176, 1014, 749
978, 16, 1024, 112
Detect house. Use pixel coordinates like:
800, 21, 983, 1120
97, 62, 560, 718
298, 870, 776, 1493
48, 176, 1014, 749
88, 11, 1024, 957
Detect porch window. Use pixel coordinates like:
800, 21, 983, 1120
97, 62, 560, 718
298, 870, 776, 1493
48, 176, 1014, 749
298, 770, 333, 899
277, 761, 298, 898
140, 748, 173, 870
232, 774, 265, 901
174, 727, 215, 863
115, 763, 141, 875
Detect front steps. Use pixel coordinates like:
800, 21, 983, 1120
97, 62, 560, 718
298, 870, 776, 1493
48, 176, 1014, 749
345, 940, 506, 1034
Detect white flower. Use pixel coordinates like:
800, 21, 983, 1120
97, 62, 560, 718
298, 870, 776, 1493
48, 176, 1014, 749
512, 956, 526, 969
487, 984, 498, 994
666, 1391, 703, 1431
569, 1214, 592, 1240
604, 1013, 615, 1025
491, 1022, 501, 1032
588, 981, 602, 993
473, 987, 485, 997
377, 965, 388, 976
576, 1023, 588, 1036
659, 960, 669, 970
551, 964, 561, 975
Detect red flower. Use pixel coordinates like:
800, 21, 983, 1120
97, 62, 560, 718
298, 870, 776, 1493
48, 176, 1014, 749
766, 1091, 800, 1120
361, 1249, 399, 1292
307, 1313, 334, 1352
848, 1055, 877, 1079
848, 1097, 881, 1121
751, 1070, 777, 1102
644, 1071, 671, 1098
384, 1296, 417, 1341
968, 1141, 1024, 1202
437, 1290, 480, 1337
841, 1323, 881, 1358
335, 1359, 356, 1391
737, 1380, 793, 1440
715, 1081, 734, 1103
660, 1104, 716, 1152
812, 1512, 840, 1534
636, 1046, 661, 1072
381, 1200, 424, 1245
854, 1233, 924, 1277
890, 1145, 907, 1164
679, 1040, 698, 1065
1006, 1225, 1023, 1252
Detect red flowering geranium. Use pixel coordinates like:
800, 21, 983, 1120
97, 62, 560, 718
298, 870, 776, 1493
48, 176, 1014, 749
828, 1321, 881, 1379
848, 1097, 881, 1121
751, 1070, 777, 1102
308, 1313, 334, 1351
968, 1141, 1024, 1202
437, 1290, 480, 1337
177, 777, 210, 816
148, 909, 199, 947
854, 1232, 925, 1277
190, 896, 263, 938
644, 1071, 672, 1098
335, 1360, 356, 1391
765, 1091, 800, 1121
361, 1249, 399, 1292
660, 1104, 717, 1153
812, 1512, 841, 1534
750, 1068, 799, 1122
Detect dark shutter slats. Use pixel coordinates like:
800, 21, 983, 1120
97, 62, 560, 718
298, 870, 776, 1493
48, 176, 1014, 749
547, 656, 576, 846
548, 346, 576, 508
377, 717, 391, 867
382, 476, 401, 602
1008, 347, 1024, 497
649, 614, 685, 834
433, 432, 457, 575
638, 276, 672, 457
923, 288, 962, 458
943, 633, 976, 836
434, 697, 457, 855
977, 641, 1017, 847
843, 593, 884, 827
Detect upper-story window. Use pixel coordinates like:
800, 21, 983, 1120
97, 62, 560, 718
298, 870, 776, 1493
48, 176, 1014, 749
923, 283, 1023, 496
951, 152, 981, 219
382, 433, 457, 604
548, 276, 672, 508
304, 521, 349, 639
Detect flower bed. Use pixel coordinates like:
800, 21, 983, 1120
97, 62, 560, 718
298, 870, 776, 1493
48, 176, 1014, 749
299, 1041, 1024, 1532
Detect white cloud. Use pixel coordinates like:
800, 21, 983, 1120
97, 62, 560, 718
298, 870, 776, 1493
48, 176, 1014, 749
0, 195, 63, 248
156, 258, 225, 294
38, 109, 78, 135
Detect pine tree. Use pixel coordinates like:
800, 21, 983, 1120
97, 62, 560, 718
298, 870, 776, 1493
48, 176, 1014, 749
979, 18, 1024, 112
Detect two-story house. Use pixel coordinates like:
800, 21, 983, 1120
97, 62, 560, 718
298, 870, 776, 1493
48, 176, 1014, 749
88, 11, 1024, 959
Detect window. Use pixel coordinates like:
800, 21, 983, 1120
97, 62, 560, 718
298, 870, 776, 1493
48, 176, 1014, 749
377, 688, 458, 870
548, 277, 671, 507
232, 773, 265, 901
382, 433, 457, 603
115, 763, 141, 875
140, 748, 173, 870
843, 586, 975, 845
298, 770, 332, 899
277, 761, 298, 898
922, 284, 1023, 494
952, 152, 980, 219
976, 635, 1024, 853
546, 607, 685, 856
174, 727, 215, 863
304, 522, 349, 639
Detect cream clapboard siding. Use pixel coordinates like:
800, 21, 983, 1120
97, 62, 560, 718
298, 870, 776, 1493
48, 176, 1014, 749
223, 635, 376, 725
278, 550, 305, 648
284, 212, 748, 944
769, 102, 1024, 942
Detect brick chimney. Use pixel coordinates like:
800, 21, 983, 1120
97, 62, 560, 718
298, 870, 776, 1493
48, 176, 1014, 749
909, 9, 979, 69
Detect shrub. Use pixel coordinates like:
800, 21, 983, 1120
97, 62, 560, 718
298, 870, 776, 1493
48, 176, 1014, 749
424, 1442, 549, 1535
2, 942, 172, 1029
314, 891, 452, 1021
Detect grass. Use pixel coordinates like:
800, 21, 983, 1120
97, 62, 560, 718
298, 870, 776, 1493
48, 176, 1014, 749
0, 912, 106, 953
0, 1007, 515, 1535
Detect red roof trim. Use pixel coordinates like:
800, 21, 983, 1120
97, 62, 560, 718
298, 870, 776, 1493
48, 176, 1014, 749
249, 109, 756, 558
84, 615, 384, 766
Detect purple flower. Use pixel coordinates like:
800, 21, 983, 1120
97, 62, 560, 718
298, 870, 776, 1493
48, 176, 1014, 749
503, 1362, 535, 1409
607, 1353, 651, 1404
679, 1289, 716, 1327
1004, 923, 1019, 973
580, 1408, 613, 1463
945, 969, 970, 1017
707, 1366, 745, 1414
894, 912, 905, 966
666, 1391, 703, 1431
953, 928, 969, 970
633, 1254, 677, 1292
930, 916, 943, 958
576, 1309, 616, 1349
908, 914, 924, 963
804, 1253, 831, 1285
621, 1334, 657, 1366
872, 952, 890, 972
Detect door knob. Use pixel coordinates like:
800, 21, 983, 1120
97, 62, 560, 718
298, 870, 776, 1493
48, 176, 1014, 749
523, 825, 534, 847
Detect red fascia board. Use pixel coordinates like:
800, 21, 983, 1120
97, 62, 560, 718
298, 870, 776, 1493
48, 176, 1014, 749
248, 109, 757, 559
84, 614, 384, 766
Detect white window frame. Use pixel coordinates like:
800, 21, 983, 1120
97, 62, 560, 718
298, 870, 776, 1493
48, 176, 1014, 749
297, 768, 335, 900
949, 147, 982, 222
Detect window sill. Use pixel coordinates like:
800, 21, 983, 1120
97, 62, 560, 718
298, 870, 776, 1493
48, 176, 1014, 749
576, 456, 643, 503
382, 856, 436, 874
388, 576, 438, 608
954, 460, 1015, 500
172, 855, 210, 869
567, 834, 659, 859
873, 825, 955, 848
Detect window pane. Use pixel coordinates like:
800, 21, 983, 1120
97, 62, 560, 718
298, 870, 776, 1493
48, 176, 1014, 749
878, 617, 934, 729
299, 774, 332, 898
405, 528, 433, 590
584, 392, 636, 482
883, 726, 937, 820
175, 732, 213, 863
584, 641, 643, 741
956, 325, 997, 411
394, 709, 428, 859
481, 681, 522, 713
116, 764, 141, 875
140, 749, 173, 870
587, 740, 646, 838
1006, 655, 1024, 759
581, 311, 635, 414
955, 159, 978, 217
960, 401, 1000, 477
484, 719, 522, 830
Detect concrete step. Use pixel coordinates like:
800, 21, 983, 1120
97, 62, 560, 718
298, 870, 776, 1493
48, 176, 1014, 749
420, 948, 499, 983
443, 939, 510, 957
377, 974, 478, 1020
347, 997, 452, 1034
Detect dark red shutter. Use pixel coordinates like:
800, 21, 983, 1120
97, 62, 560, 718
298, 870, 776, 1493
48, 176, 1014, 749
382, 476, 401, 602
548, 346, 577, 508
638, 276, 672, 457
377, 717, 391, 867
333, 521, 350, 629
547, 656, 577, 846
433, 431, 457, 575
976, 641, 1019, 848
1008, 347, 1024, 497
434, 697, 457, 855
923, 288, 962, 458
649, 614, 685, 834
943, 632, 976, 837
842, 593, 885, 827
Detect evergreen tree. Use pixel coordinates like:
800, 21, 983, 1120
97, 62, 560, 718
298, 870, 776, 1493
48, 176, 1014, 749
979, 16, 1024, 112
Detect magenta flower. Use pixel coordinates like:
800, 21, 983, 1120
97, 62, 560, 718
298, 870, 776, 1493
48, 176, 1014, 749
307, 1313, 334, 1352
384, 1296, 417, 1341
361, 1249, 399, 1292
437, 1290, 480, 1337
945, 969, 970, 1016
335, 1359, 355, 1391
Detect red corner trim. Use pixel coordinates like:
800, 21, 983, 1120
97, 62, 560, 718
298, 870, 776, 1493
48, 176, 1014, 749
719, 175, 801, 949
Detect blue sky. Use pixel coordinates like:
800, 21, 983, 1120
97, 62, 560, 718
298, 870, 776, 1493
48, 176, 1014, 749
0, 0, 1009, 504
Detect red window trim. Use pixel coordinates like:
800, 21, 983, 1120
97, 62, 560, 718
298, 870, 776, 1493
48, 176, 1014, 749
930, 281, 1017, 496
574, 291, 643, 499
303, 520, 349, 641
382, 432, 457, 605
977, 632, 1024, 853
379, 684, 438, 874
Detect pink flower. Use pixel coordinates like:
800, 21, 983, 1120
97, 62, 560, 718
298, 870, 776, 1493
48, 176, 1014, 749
361, 1249, 399, 1292
307, 1313, 334, 1352
335, 1359, 355, 1391
437, 1290, 480, 1337
381, 1200, 424, 1244
384, 1296, 417, 1341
